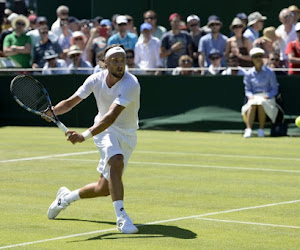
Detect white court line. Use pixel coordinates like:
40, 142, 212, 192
1, 150, 300, 164
47, 158, 300, 174
0, 199, 299, 249
197, 218, 300, 229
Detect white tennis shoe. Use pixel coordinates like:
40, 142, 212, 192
243, 128, 252, 138
47, 187, 71, 219
117, 215, 138, 234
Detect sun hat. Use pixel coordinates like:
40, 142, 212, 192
249, 47, 265, 57
261, 27, 276, 42
43, 50, 58, 60
11, 14, 30, 29
70, 31, 87, 44
68, 45, 83, 56
247, 12, 267, 27
230, 17, 245, 30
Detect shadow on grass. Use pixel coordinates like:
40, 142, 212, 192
71, 224, 197, 242
56, 218, 115, 226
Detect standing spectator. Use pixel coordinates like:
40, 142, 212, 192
225, 17, 252, 67
107, 15, 138, 50
68, 45, 93, 74
125, 14, 137, 35
51, 5, 69, 37
32, 25, 63, 69
0, 12, 17, 55
253, 26, 278, 63
142, 10, 166, 40
172, 55, 194, 75
160, 13, 192, 69
267, 51, 286, 76
222, 54, 247, 75
276, 8, 297, 67
42, 50, 68, 75
285, 23, 300, 75
206, 49, 223, 75
186, 14, 206, 67
134, 22, 162, 74
288, 5, 300, 25
241, 48, 278, 138
243, 12, 266, 44
3, 15, 31, 68
125, 49, 140, 75
198, 15, 228, 75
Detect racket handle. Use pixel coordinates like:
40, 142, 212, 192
56, 121, 69, 134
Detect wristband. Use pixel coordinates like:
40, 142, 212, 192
81, 129, 93, 140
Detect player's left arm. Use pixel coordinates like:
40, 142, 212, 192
67, 103, 125, 144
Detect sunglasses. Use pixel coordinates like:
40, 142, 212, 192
46, 58, 56, 61
189, 23, 199, 27
210, 23, 221, 27
144, 16, 155, 20
74, 37, 83, 41
16, 22, 25, 26
118, 23, 127, 26
233, 25, 244, 29
70, 54, 81, 59
126, 55, 134, 59
40, 31, 48, 35
210, 56, 221, 60
182, 60, 192, 64
252, 54, 263, 59
270, 58, 279, 61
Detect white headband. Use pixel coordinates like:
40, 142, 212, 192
105, 47, 126, 59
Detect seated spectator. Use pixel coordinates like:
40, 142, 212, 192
3, 15, 32, 68
236, 13, 248, 30
68, 16, 80, 32
253, 26, 278, 63
93, 51, 104, 73
172, 55, 194, 75
125, 49, 140, 74
1, 8, 13, 32
198, 15, 228, 75
107, 15, 138, 50
243, 12, 266, 44
160, 13, 192, 69
32, 25, 63, 69
285, 23, 300, 75
241, 48, 278, 138
222, 54, 247, 75
27, 16, 58, 48
91, 16, 103, 29
42, 50, 68, 74
79, 19, 91, 40
276, 8, 297, 67
86, 19, 111, 65
0, 12, 17, 56
28, 14, 38, 31
206, 49, 223, 75
134, 22, 162, 75
57, 17, 72, 60
142, 10, 167, 40
225, 17, 252, 67
70, 31, 88, 61
267, 51, 286, 75
186, 14, 206, 67
68, 45, 93, 74
125, 14, 137, 35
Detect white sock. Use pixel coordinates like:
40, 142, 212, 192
64, 189, 81, 204
113, 200, 127, 218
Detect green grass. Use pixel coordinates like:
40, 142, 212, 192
0, 126, 300, 249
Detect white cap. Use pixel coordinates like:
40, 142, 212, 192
116, 15, 127, 24
249, 47, 265, 57
295, 22, 300, 32
7, 12, 18, 22
187, 14, 200, 23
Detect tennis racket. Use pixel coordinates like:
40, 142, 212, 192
10, 74, 69, 135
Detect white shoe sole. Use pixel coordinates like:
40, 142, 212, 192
47, 187, 70, 219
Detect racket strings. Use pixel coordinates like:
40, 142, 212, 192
11, 76, 49, 112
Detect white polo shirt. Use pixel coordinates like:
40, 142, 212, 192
76, 69, 140, 135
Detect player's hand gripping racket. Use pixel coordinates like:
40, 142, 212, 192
10, 74, 69, 135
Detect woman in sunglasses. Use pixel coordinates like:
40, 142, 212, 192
241, 48, 279, 138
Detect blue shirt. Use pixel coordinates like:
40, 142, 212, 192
243, 27, 259, 44
68, 59, 93, 74
198, 33, 228, 66
107, 32, 138, 50
244, 66, 278, 98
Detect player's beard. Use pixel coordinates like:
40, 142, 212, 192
111, 69, 125, 78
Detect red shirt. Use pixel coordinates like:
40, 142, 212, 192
285, 39, 300, 75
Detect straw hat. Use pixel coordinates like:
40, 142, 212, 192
288, 5, 300, 13
68, 45, 83, 56
70, 31, 87, 44
261, 26, 277, 42
230, 17, 245, 30
11, 14, 30, 30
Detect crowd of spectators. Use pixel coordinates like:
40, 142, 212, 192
0, 4, 300, 75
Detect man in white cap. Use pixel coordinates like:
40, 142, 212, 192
3, 14, 32, 68
45, 44, 140, 234
107, 15, 138, 50
243, 11, 267, 43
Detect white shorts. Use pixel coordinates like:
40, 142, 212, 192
93, 127, 137, 180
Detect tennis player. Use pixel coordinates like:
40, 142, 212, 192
45, 44, 140, 234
